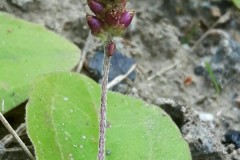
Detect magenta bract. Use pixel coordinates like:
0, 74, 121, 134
86, 15, 103, 35
119, 11, 134, 28
87, 0, 104, 15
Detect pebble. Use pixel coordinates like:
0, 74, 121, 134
198, 112, 214, 122
86, 51, 136, 92
224, 130, 240, 149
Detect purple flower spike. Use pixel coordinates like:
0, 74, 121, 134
86, 15, 103, 35
88, 0, 104, 15
86, 0, 134, 37
119, 10, 134, 28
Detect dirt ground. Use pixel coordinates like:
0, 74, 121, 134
1, 0, 240, 159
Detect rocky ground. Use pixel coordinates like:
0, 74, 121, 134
1, 0, 240, 159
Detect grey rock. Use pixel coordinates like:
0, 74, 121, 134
9, 0, 34, 10
182, 118, 226, 160
155, 98, 228, 160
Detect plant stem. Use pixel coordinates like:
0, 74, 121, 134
98, 38, 112, 160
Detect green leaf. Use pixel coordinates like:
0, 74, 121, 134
233, 0, 240, 9
205, 62, 221, 94
26, 72, 191, 160
0, 12, 80, 113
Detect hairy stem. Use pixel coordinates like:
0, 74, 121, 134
98, 39, 112, 160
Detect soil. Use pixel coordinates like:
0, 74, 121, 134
1, 0, 240, 159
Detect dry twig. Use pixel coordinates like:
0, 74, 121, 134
107, 64, 136, 89
147, 62, 179, 81
0, 146, 34, 153
0, 100, 34, 160
1, 99, 4, 113
76, 32, 93, 72
192, 10, 231, 51
1, 123, 26, 147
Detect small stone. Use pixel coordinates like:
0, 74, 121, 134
224, 130, 240, 149
198, 112, 214, 122
232, 93, 240, 108
210, 6, 221, 17
194, 66, 205, 76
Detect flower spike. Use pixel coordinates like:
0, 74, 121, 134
86, 0, 134, 38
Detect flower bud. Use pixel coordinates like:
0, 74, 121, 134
106, 41, 116, 57
86, 15, 104, 36
119, 10, 134, 28
87, 0, 104, 15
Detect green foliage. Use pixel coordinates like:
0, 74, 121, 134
26, 72, 191, 160
180, 23, 198, 44
0, 12, 80, 113
232, 0, 240, 9
205, 62, 221, 94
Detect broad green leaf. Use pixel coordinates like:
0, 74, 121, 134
0, 12, 80, 113
233, 0, 240, 9
26, 72, 191, 160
